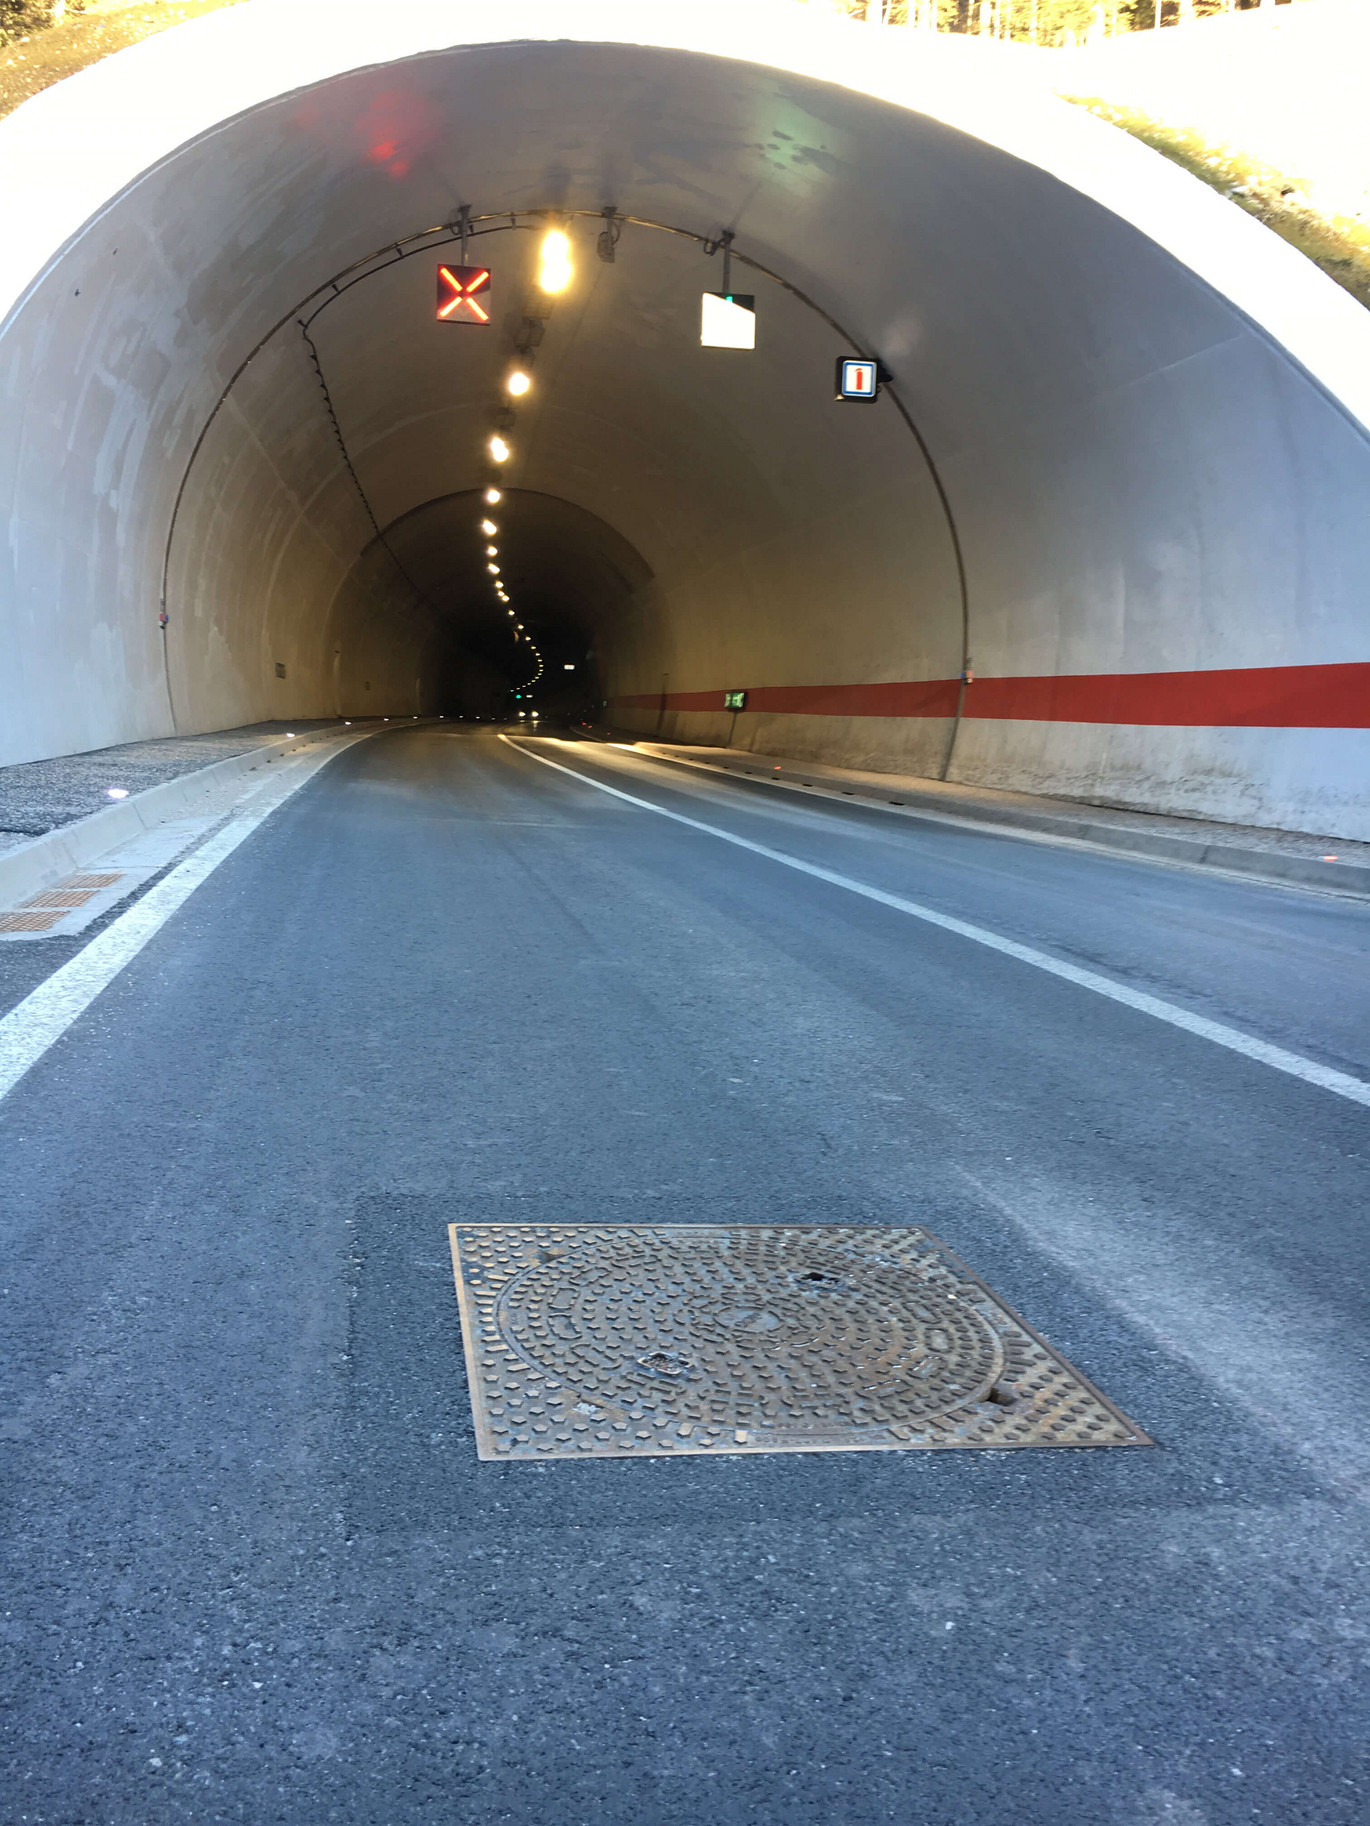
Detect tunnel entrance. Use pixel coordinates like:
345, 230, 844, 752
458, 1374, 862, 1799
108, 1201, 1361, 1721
2, 13, 1368, 833
354, 487, 649, 724
164, 190, 962, 765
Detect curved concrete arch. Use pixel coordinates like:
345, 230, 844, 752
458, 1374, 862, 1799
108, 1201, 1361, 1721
2, 1, 1369, 833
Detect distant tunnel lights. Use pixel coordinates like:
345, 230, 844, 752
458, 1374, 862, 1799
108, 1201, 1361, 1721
507, 370, 531, 397
489, 435, 511, 463
484, 488, 502, 504
538, 228, 573, 295
480, 519, 497, 536
486, 545, 498, 556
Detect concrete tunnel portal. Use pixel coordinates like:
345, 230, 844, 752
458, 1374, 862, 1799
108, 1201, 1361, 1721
3, 2, 1370, 835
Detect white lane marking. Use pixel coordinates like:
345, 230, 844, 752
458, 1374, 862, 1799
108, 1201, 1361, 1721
0, 736, 369, 1105
502, 736, 1370, 1111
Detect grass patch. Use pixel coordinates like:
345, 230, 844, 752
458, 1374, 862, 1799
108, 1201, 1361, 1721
1065, 94, 1370, 313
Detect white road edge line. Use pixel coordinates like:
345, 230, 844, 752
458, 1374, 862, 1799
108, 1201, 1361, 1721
502, 735, 1370, 1111
0, 733, 372, 1106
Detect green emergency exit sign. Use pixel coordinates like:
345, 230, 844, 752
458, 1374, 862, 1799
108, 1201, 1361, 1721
723, 690, 747, 711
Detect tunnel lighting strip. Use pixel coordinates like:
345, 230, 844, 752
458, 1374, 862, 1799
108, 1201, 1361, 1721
160, 209, 969, 764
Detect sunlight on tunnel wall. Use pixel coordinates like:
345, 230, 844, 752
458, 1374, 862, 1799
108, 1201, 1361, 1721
2, 1, 1369, 835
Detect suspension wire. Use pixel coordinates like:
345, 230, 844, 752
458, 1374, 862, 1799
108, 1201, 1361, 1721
297, 318, 426, 604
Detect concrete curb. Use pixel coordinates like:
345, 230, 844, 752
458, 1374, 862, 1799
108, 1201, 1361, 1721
627, 741, 1370, 900
0, 723, 380, 906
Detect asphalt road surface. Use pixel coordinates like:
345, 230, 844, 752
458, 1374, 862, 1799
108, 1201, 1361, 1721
3, 725, 1369, 1826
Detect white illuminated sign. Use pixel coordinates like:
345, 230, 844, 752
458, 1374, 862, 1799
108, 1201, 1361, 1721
701, 292, 756, 350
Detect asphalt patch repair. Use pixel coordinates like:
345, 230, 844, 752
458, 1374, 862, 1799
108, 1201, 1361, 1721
448, 1223, 1149, 1461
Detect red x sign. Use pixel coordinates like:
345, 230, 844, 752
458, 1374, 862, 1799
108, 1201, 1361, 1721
436, 264, 491, 324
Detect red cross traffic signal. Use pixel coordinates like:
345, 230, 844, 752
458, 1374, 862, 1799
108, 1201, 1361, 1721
436, 264, 491, 324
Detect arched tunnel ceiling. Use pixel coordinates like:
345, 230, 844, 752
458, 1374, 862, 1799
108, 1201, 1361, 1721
315, 198, 957, 714
2, 5, 1369, 832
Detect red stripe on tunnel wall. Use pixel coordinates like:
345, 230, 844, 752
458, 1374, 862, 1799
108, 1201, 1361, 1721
611, 662, 1370, 729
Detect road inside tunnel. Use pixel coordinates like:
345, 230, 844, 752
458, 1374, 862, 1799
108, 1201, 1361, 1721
1, 724, 1369, 1823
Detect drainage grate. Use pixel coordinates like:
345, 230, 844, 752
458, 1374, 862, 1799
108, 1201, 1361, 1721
56, 873, 123, 891
447, 1224, 1149, 1461
0, 910, 66, 932
22, 889, 97, 909
19, 872, 125, 910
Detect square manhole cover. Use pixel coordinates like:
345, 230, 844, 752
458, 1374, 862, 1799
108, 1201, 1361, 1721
448, 1224, 1148, 1460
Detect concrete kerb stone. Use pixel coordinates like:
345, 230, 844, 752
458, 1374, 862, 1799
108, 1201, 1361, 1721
627, 740, 1370, 900
0, 723, 384, 907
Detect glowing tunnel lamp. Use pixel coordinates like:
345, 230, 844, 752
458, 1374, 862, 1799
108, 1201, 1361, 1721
486, 544, 498, 556
507, 370, 532, 397
489, 435, 511, 463
480, 519, 497, 536
538, 228, 573, 295
484, 488, 502, 505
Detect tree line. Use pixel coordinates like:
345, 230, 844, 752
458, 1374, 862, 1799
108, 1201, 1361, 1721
847, 0, 1298, 46
0, 0, 1303, 54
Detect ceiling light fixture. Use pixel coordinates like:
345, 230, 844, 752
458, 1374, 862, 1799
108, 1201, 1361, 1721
484, 487, 502, 505
480, 519, 497, 536
507, 370, 531, 397
489, 435, 510, 463
538, 226, 573, 294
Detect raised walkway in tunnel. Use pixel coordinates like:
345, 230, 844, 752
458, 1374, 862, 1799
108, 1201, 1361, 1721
0, 720, 357, 854
626, 737, 1370, 893
1, 725, 1368, 1822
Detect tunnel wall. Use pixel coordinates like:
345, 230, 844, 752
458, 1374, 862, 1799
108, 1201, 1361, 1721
1, 2, 1369, 835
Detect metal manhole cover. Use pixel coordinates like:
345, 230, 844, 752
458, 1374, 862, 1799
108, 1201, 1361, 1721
447, 1224, 1148, 1460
